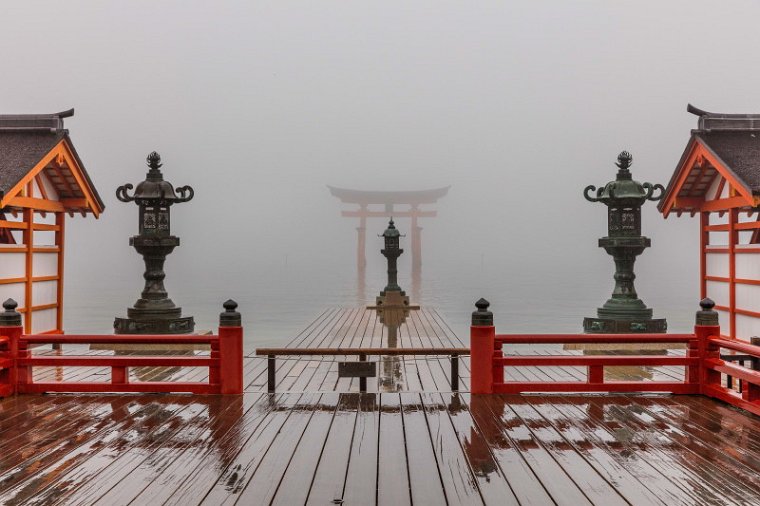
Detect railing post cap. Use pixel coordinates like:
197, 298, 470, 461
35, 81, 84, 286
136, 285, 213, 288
219, 299, 242, 327
472, 298, 493, 327
0, 298, 22, 327
696, 297, 719, 326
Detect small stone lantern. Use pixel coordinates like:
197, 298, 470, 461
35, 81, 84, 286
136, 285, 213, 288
582, 151, 667, 333
113, 152, 195, 334
376, 219, 410, 308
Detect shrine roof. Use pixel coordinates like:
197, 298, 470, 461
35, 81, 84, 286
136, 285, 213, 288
327, 185, 450, 205
0, 109, 104, 214
659, 105, 760, 215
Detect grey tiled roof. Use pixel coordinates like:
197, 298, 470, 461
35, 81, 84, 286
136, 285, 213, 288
0, 131, 66, 196
696, 130, 760, 193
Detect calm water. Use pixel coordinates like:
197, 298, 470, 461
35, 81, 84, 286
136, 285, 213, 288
64, 251, 698, 348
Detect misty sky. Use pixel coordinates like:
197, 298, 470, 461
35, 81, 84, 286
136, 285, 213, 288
2, 1, 760, 337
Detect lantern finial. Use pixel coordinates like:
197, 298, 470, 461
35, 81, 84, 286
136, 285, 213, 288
146, 151, 163, 170
616, 151, 632, 170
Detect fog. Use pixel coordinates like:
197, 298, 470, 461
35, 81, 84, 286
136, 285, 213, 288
2, 1, 759, 343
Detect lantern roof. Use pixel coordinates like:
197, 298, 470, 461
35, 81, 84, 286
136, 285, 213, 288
382, 219, 401, 238
0, 109, 104, 216
116, 152, 194, 205
659, 104, 760, 217
584, 151, 664, 206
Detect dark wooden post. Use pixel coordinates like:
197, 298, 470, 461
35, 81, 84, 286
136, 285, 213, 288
451, 353, 459, 391
470, 298, 495, 394
359, 353, 367, 392
267, 355, 276, 393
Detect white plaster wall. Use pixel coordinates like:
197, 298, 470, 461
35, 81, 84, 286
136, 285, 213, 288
736, 314, 760, 341
38, 172, 59, 201
736, 255, 760, 280
0, 283, 25, 308
32, 253, 58, 277
709, 231, 728, 246
0, 252, 26, 278
706, 253, 729, 278
33, 280, 57, 306
706, 280, 729, 307
710, 212, 728, 225
706, 176, 723, 201
716, 309, 730, 333
33, 231, 55, 246
31, 308, 56, 334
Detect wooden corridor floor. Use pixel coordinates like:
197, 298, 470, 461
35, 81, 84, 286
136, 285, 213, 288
2, 307, 760, 505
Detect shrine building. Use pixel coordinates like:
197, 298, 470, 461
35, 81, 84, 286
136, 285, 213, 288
660, 104, 760, 340
0, 109, 104, 334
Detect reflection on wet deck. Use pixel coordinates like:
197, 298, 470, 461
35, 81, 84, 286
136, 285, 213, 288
2, 392, 760, 505
2, 307, 760, 504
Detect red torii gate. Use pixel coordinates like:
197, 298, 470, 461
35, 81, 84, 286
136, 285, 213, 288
328, 186, 449, 272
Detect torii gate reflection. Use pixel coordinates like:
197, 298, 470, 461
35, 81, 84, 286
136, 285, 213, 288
328, 185, 450, 274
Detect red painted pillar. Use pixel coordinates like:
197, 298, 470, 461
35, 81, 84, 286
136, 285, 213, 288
218, 300, 243, 395
694, 298, 721, 395
0, 299, 25, 395
471, 298, 495, 394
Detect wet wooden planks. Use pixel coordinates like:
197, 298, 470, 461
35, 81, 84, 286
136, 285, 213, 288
4, 391, 760, 505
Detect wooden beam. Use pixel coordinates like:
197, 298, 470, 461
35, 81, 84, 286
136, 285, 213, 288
0, 220, 28, 230
57, 143, 102, 218
0, 277, 26, 285
23, 207, 33, 332
59, 198, 88, 209
56, 212, 65, 332
700, 196, 752, 212
6, 197, 65, 212
340, 210, 437, 218
31, 223, 60, 231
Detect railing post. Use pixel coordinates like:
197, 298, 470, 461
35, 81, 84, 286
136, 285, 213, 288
112, 366, 129, 385
218, 300, 243, 395
694, 298, 720, 395
471, 298, 495, 394
359, 353, 367, 392
451, 353, 459, 391
268, 355, 276, 393
0, 299, 23, 395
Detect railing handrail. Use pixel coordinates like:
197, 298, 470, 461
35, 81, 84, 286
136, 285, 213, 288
710, 336, 760, 356
495, 333, 696, 344
496, 355, 697, 367
256, 347, 469, 356
18, 356, 215, 367
21, 334, 218, 345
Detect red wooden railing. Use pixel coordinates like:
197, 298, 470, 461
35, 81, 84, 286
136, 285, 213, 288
470, 298, 760, 417
0, 299, 244, 396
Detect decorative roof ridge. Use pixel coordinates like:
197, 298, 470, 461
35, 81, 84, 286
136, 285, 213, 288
688, 104, 760, 131
0, 108, 74, 132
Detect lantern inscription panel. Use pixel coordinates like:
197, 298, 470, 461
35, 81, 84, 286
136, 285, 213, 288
608, 207, 640, 236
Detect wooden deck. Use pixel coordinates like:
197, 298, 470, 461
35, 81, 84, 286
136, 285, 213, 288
2, 307, 760, 505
